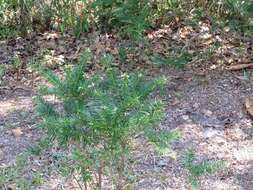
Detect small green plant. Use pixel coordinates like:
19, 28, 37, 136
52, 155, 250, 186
11, 54, 22, 80
151, 51, 194, 68
146, 129, 180, 158
119, 46, 128, 64
35, 50, 169, 189
182, 148, 225, 190
28, 137, 52, 156
0, 166, 19, 188
0, 64, 6, 84
0, 25, 17, 39
243, 69, 250, 81
0, 153, 43, 189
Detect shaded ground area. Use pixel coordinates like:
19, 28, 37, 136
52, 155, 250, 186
161, 69, 253, 189
0, 90, 36, 165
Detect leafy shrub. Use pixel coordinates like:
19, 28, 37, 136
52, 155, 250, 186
0, 65, 6, 79
0, 0, 89, 35
1, 0, 252, 38
0, 0, 153, 38
146, 129, 180, 158
35, 50, 170, 189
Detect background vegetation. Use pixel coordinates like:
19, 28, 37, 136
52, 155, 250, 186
0, 0, 253, 39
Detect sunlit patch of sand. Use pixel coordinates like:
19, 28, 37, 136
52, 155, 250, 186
0, 96, 33, 118
202, 179, 240, 190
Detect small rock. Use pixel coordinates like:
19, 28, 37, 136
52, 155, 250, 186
202, 109, 213, 116
11, 127, 23, 137
213, 136, 226, 145
157, 159, 167, 167
182, 115, 190, 121
229, 128, 247, 140
203, 128, 221, 138
189, 112, 224, 128
193, 102, 199, 109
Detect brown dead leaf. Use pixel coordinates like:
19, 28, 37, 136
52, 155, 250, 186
245, 98, 253, 119
12, 127, 23, 137
170, 98, 179, 106
111, 48, 118, 55
179, 26, 193, 39
58, 45, 65, 53
227, 63, 253, 71
95, 43, 105, 56
203, 38, 214, 45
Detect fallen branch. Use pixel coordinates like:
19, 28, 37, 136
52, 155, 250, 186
227, 63, 253, 71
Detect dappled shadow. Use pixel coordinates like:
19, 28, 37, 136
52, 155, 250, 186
0, 87, 41, 166
0, 85, 34, 118
237, 165, 253, 190
0, 107, 41, 166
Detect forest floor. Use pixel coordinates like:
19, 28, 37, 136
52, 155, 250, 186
1, 20, 253, 190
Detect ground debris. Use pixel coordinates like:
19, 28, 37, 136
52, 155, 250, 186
245, 98, 253, 119
227, 63, 253, 71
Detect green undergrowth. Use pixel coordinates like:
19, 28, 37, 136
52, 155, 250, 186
34, 49, 174, 189
182, 148, 226, 190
